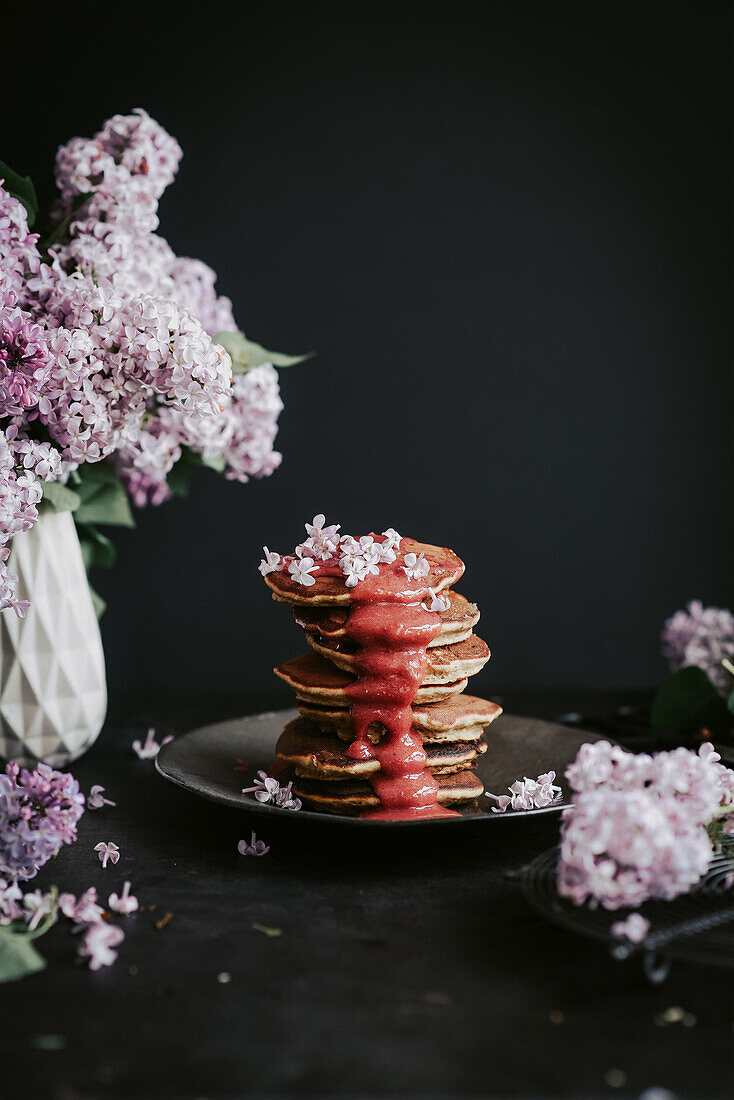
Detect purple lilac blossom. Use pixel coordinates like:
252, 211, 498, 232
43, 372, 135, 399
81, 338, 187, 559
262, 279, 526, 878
558, 741, 734, 909
661, 600, 734, 691
0, 761, 85, 881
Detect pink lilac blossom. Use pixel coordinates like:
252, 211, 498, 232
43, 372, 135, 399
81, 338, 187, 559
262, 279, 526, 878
558, 741, 734, 909
132, 728, 173, 759
108, 881, 138, 915
22, 889, 56, 931
242, 771, 302, 810
87, 785, 116, 810
94, 841, 120, 868
0, 109, 287, 618
77, 921, 125, 970
0, 761, 85, 881
238, 831, 270, 857
610, 913, 650, 943
661, 600, 734, 691
59, 887, 104, 926
0, 877, 24, 923
486, 771, 562, 813
263, 519, 415, 590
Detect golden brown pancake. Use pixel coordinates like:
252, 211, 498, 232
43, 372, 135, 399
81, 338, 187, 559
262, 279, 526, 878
289, 768, 484, 814
276, 717, 486, 779
265, 538, 464, 606
307, 632, 490, 684
274, 651, 468, 706
293, 591, 480, 648
298, 694, 503, 740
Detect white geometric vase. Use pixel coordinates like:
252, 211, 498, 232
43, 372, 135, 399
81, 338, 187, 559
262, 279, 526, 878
0, 509, 107, 766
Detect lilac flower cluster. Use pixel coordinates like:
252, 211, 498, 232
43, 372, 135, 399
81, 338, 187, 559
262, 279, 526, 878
558, 741, 734, 910
486, 771, 562, 813
661, 600, 734, 691
242, 770, 302, 810
260, 516, 405, 589
0, 761, 85, 881
0, 108, 286, 613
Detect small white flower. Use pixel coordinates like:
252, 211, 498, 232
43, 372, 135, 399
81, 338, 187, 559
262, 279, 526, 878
288, 556, 317, 586
132, 728, 174, 759
303, 514, 340, 559
382, 528, 402, 550
402, 551, 429, 581
611, 913, 650, 944
78, 921, 125, 971
87, 784, 116, 810
23, 890, 56, 932
94, 841, 120, 869
422, 588, 450, 613
108, 881, 139, 916
258, 546, 282, 576
238, 831, 270, 857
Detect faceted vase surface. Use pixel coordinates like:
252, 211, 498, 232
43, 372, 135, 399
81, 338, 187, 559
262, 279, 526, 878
0, 509, 107, 766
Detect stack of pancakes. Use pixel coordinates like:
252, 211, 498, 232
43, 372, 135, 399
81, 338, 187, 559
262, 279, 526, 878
265, 540, 502, 815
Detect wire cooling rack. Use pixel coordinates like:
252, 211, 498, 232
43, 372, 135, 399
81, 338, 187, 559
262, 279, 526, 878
518, 847, 734, 980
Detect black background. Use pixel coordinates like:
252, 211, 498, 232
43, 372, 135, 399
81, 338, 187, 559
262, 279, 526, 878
5, 1, 732, 703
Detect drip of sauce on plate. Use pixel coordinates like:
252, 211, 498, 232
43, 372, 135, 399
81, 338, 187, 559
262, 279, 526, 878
339, 547, 459, 821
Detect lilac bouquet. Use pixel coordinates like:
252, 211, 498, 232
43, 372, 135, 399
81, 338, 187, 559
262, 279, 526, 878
0, 109, 305, 615
0, 761, 84, 881
652, 601, 734, 741
558, 740, 734, 910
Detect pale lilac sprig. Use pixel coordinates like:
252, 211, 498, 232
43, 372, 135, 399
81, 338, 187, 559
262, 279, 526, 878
558, 741, 734, 909
486, 771, 562, 813
94, 841, 120, 869
0, 761, 85, 881
242, 771, 302, 811
662, 600, 734, 691
238, 831, 270, 857
22, 889, 57, 932
87, 785, 116, 810
108, 881, 139, 916
132, 728, 174, 759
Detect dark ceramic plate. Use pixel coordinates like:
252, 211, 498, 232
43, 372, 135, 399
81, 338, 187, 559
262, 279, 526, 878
155, 708, 606, 827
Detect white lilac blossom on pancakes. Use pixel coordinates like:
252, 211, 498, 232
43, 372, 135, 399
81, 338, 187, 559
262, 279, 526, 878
558, 740, 734, 910
260, 515, 402, 588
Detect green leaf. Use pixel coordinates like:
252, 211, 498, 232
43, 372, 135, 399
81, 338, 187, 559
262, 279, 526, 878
0, 160, 38, 227
167, 447, 224, 498
89, 586, 107, 619
214, 331, 312, 374
651, 666, 733, 735
76, 523, 116, 571
40, 481, 81, 513
74, 464, 135, 528
251, 923, 282, 938
43, 194, 91, 250
0, 929, 47, 984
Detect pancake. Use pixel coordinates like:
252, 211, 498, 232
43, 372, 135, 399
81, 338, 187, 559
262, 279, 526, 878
289, 768, 485, 814
307, 632, 490, 684
277, 717, 486, 779
265, 538, 464, 606
293, 591, 480, 648
274, 651, 468, 706
298, 694, 503, 740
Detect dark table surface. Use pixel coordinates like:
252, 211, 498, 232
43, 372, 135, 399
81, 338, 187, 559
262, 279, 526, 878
4, 690, 733, 1100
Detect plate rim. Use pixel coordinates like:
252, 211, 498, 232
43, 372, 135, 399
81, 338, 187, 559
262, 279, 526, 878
154, 707, 595, 828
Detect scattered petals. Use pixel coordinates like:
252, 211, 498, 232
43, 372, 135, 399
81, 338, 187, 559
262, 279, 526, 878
258, 546, 282, 576
402, 551, 429, 581
422, 588, 450, 613
486, 770, 562, 813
